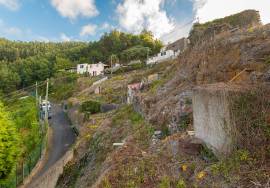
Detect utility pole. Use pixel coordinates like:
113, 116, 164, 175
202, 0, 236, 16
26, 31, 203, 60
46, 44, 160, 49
110, 55, 113, 76
45, 78, 49, 123
35, 82, 38, 107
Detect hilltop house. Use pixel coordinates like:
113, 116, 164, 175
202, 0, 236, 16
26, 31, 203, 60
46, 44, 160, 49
147, 38, 189, 65
77, 62, 108, 76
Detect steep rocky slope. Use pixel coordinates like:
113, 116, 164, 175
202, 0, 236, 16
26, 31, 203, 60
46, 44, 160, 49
56, 11, 270, 188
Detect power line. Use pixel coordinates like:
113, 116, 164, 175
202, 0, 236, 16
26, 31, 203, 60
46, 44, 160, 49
2, 81, 47, 99
1, 74, 78, 102
164, 19, 195, 37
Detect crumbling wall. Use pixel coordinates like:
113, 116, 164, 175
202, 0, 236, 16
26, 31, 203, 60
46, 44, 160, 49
193, 83, 247, 157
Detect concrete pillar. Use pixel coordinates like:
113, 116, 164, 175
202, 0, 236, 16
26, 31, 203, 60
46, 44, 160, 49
193, 83, 247, 157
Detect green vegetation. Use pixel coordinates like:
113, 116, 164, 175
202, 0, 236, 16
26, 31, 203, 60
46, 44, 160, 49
113, 62, 146, 74
121, 45, 151, 62
176, 179, 186, 188
50, 73, 78, 101
9, 97, 41, 156
149, 79, 165, 94
159, 176, 171, 188
80, 100, 101, 114
0, 97, 42, 186
0, 30, 162, 94
179, 115, 191, 131
265, 56, 270, 64
231, 89, 270, 150
189, 10, 261, 45
211, 150, 250, 178
200, 145, 218, 162
0, 103, 20, 181
82, 30, 162, 64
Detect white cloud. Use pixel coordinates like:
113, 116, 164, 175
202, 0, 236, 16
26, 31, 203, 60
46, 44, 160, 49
0, 0, 20, 11
51, 0, 99, 20
80, 24, 97, 36
0, 20, 22, 37
4, 27, 22, 36
60, 33, 71, 42
100, 22, 110, 30
116, 0, 175, 39
161, 21, 193, 44
193, 0, 270, 24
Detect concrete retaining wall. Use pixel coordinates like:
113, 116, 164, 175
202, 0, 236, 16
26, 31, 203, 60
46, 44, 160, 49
92, 77, 108, 86
29, 150, 74, 188
193, 83, 246, 157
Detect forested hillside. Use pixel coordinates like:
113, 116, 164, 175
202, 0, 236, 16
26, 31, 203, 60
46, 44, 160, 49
0, 30, 162, 94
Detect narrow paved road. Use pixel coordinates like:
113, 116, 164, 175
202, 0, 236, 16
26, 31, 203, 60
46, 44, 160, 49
35, 103, 76, 178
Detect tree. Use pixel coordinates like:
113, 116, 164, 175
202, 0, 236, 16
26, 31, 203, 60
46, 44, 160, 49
120, 45, 151, 63
0, 64, 21, 93
55, 56, 72, 70
11, 98, 41, 156
0, 103, 20, 181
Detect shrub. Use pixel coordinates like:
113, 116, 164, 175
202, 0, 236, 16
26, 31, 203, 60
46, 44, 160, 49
0, 103, 20, 181
80, 100, 101, 114
176, 179, 186, 188
159, 176, 171, 188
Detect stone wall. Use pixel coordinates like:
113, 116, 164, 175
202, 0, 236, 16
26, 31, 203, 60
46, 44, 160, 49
193, 83, 247, 157
28, 150, 74, 188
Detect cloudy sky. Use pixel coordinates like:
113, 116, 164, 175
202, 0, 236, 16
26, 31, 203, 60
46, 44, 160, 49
0, 0, 269, 43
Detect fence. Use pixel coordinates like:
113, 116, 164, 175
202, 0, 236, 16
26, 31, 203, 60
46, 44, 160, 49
28, 150, 74, 188
0, 124, 48, 188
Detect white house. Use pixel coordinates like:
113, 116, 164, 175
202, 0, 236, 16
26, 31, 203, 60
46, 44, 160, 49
147, 37, 189, 65
77, 64, 88, 74
77, 62, 107, 76
147, 48, 178, 65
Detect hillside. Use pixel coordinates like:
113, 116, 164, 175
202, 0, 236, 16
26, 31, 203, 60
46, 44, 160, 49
0, 30, 162, 95
56, 10, 270, 188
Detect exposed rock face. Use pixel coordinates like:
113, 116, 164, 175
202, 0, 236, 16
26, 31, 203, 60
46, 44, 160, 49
131, 23, 270, 135
192, 83, 249, 157
189, 10, 261, 46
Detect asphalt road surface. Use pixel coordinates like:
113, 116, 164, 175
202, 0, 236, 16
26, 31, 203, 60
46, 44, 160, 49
35, 103, 76, 178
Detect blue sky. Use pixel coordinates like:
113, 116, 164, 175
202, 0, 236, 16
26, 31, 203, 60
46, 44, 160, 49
0, 0, 269, 43
0, 0, 194, 43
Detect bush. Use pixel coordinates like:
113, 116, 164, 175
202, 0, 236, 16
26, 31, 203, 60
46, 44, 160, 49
0, 103, 20, 181
80, 100, 101, 114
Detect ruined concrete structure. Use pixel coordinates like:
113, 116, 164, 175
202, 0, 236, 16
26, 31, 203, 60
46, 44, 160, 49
193, 83, 248, 157
166, 38, 189, 53
127, 83, 142, 104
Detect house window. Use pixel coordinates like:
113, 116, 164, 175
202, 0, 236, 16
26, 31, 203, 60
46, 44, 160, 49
90, 65, 92, 68
80, 65, 84, 68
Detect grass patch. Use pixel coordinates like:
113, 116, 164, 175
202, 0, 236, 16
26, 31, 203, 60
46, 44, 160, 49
200, 145, 218, 162
149, 80, 165, 94
80, 100, 101, 114
211, 150, 250, 178
265, 56, 270, 65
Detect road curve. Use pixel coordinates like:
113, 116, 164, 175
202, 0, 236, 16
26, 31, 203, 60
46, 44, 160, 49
34, 103, 76, 178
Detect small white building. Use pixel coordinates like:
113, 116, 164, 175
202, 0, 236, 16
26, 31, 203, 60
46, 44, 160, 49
147, 48, 178, 65
147, 37, 189, 65
77, 62, 107, 76
77, 64, 88, 74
